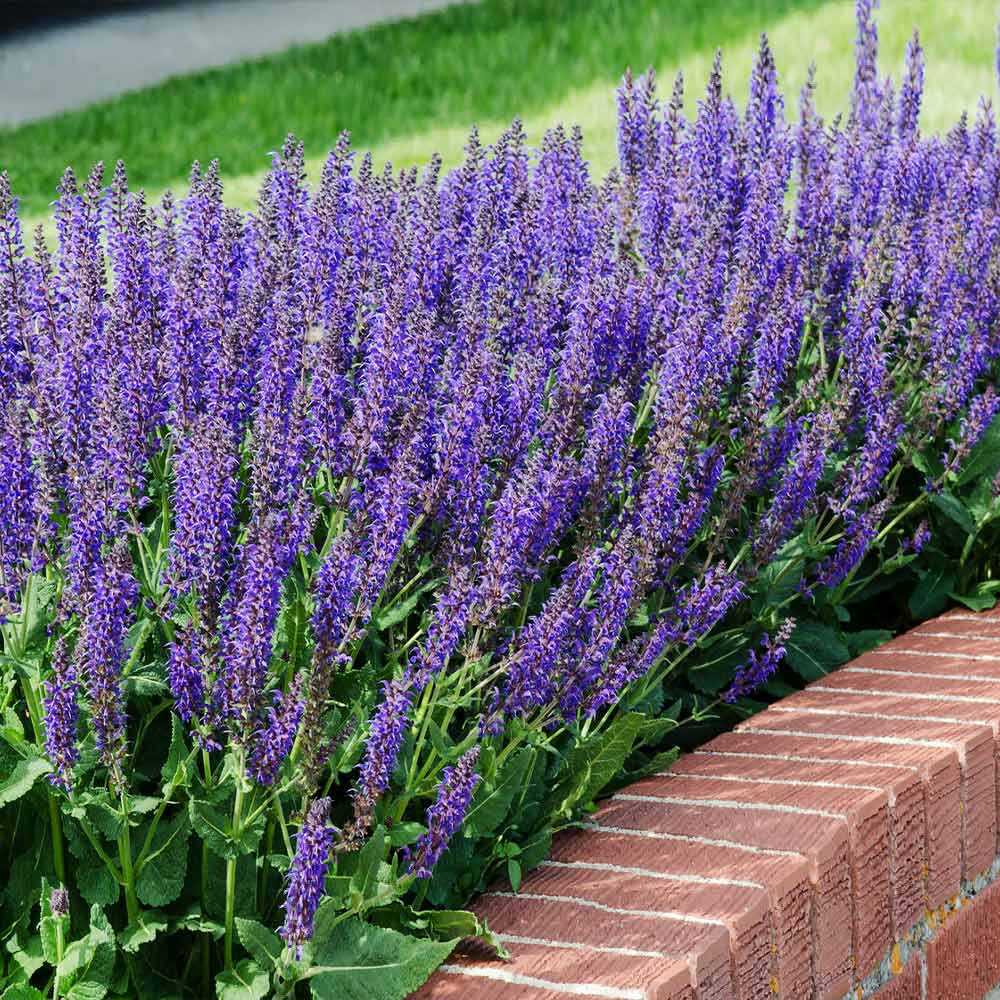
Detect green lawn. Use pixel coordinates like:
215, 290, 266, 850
2, 0, 997, 227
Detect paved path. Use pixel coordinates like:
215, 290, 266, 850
0, 0, 466, 126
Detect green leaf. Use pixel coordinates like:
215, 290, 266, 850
784, 621, 850, 681
908, 568, 956, 620
347, 826, 390, 910
561, 712, 646, 810
844, 629, 892, 657
215, 960, 270, 1000
517, 828, 552, 871
189, 797, 234, 859
1, 988, 46, 1000
309, 918, 456, 1000
5, 933, 45, 981
17, 575, 56, 656
74, 865, 119, 908
0, 756, 50, 807
128, 796, 162, 816
631, 746, 681, 782
957, 413, 1000, 486
121, 672, 168, 698
71, 794, 123, 840
424, 836, 474, 908
755, 543, 805, 610
64, 981, 108, 1000
235, 918, 283, 969
931, 491, 976, 535
386, 822, 426, 848
190, 789, 264, 860
949, 591, 998, 612
135, 812, 189, 906
205, 853, 257, 922
463, 749, 531, 838
426, 719, 455, 763
374, 591, 423, 631
38, 878, 70, 964
367, 904, 507, 957
56, 905, 115, 1000
161, 715, 190, 788
169, 906, 225, 939
912, 449, 944, 480
121, 910, 168, 953
63, 822, 119, 907
506, 857, 522, 891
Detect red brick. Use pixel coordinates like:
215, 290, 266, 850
550, 824, 813, 1000
853, 647, 1000, 681
686, 733, 926, 939
470, 892, 734, 999
513, 861, 771, 1000
938, 606, 1000, 625
814, 669, 1000, 866
827, 664, 1000, 704
881, 631, 1000, 658
736, 704, 964, 907
599, 789, 852, 998
419, 609, 1000, 1000
632, 767, 892, 986
412, 949, 695, 1000
871, 950, 923, 1000
782, 685, 997, 879
913, 617, 1000, 639
926, 883, 1000, 1000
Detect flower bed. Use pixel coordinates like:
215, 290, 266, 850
0, 2, 999, 998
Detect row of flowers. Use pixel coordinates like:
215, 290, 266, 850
1, 3, 999, 997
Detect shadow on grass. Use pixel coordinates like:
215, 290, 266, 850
0, 0, 827, 216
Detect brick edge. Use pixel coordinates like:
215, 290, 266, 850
415, 605, 1000, 1000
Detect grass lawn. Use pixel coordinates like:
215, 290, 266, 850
2, 0, 997, 227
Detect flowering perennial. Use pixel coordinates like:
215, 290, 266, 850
1, 3, 1000, 997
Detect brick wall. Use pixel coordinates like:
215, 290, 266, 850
414, 604, 1000, 999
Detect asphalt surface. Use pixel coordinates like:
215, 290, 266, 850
0, 0, 466, 126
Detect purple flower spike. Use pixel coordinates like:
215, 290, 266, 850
279, 796, 335, 957
942, 387, 999, 478
724, 619, 796, 702
354, 675, 414, 823
168, 623, 206, 723
78, 539, 137, 789
904, 520, 932, 554
248, 680, 305, 787
50, 885, 70, 918
406, 745, 481, 879
42, 638, 80, 791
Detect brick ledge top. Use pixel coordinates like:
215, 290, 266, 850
413, 604, 1000, 1000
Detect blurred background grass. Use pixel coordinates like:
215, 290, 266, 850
2, 0, 997, 227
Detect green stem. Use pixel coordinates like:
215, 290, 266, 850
52, 919, 64, 1000
134, 745, 200, 874
958, 526, 979, 570
200, 747, 215, 992
48, 796, 67, 886
117, 808, 140, 925
260, 817, 276, 914
21, 673, 67, 887
224, 776, 246, 970
831, 491, 929, 604
201, 840, 212, 995
71, 808, 122, 875
272, 789, 294, 858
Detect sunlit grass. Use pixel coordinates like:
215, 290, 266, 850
4, 0, 996, 231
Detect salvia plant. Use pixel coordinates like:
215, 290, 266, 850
2, 3, 1000, 998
